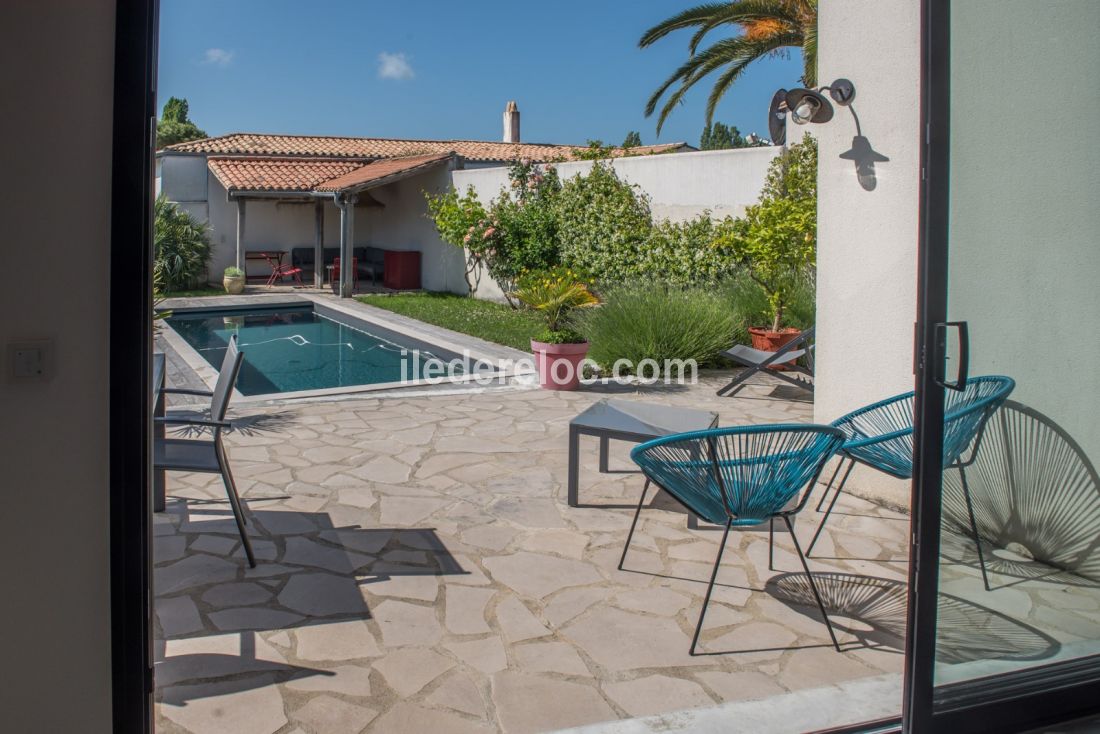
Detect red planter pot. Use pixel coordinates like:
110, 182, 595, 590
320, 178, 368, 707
531, 340, 590, 390
748, 327, 802, 370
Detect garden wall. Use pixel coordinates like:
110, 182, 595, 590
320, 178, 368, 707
451, 147, 780, 301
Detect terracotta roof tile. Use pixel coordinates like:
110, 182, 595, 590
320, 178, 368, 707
207, 153, 454, 194
313, 153, 452, 192
166, 132, 689, 162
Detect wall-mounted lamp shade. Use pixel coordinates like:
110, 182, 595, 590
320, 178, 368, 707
768, 89, 788, 145
786, 88, 834, 125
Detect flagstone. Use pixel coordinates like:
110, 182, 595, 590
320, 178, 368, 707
483, 551, 602, 599
361, 563, 440, 602
603, 674, 714, 717
563, 607, 708, 670
380, 496, 449, 526
369, 703, 494, 734
373, 600, 443, 647
160, 675, 288, 734
424, 672, 487, 717
445, 585, 495, 635
495, 596, 552, 643
445, 636, 507, 674
375, 647, 455, 696
295, 619, 382, 661
156, 595, 203, 638
291, 694, 377, 733
278, 572, 368, 616
491, 672, 616, 734
514, 641, 592, 677
158, 633, 288, 687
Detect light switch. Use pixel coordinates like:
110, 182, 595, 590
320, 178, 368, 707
7, 340, 54, 382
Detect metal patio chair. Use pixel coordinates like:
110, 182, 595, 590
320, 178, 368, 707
625, 424, 846, 654
716, 326, 815, 397
154, 334, 256, 567
808, 375, 1015, 590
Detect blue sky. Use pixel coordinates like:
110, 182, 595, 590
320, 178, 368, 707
157, 0, 803, 147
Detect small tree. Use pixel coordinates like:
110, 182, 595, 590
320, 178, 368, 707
571, 139, 616, 160
424, 185, 490, 295
621, 131, 642, 149
718, 134, 817, 331
700, 122, 746, 150
157, 96, 208, 148
154, 195, 212, 291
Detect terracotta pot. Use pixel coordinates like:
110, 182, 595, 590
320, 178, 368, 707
531, 340, 590, 391
748, 327, 802, 370
223, 274, 246, 295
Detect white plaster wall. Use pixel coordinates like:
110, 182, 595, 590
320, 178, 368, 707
948, 1, 1100, 463
814, 0, 922, 507
452, 147, 779, 302
159, 154, 208, 203
0, 1, 115, 729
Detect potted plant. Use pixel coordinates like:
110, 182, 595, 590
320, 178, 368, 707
223, 266, 246, 295
514, 267, 598, 390
720, 137, 817, 367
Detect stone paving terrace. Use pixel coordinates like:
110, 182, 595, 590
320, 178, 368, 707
153, 375, 915, 733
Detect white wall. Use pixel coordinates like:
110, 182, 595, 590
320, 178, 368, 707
814, 0, 922, 507
948, 1, 1100, 463
0, 1, 115, 730
452, 147, 779, 301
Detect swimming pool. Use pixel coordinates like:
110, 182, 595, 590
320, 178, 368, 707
166, 304, 464, 395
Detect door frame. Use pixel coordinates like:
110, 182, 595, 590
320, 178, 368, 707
904, 1, 1100, 731
110, 0, 159, 730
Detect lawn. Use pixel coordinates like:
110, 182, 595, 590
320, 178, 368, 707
357, 292, 542, 351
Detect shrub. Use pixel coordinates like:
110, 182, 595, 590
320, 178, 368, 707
154, 195, 212, 292
424, 185, 489, 295
485, 161, 562, 299
724, 271, 815, 341
716, 135, 817, 330
224, 266, 244, 277
641, 216, 739, 285
555, 163, 654, 282
575, 283, 735, 374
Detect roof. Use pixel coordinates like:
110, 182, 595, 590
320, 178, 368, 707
207, 153, 454, 195
163, 132, 689, 162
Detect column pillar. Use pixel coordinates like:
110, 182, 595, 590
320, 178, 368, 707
337, 193, 358, 298
313, 200, 324, 289
235, 198, 246, 270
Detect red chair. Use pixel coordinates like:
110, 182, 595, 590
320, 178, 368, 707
332, 257, 359, 291
263, 252, 303, 287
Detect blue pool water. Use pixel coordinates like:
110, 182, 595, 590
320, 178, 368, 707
167, 305, 458, 395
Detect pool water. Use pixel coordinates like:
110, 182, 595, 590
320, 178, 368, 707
167, 306, 457, 395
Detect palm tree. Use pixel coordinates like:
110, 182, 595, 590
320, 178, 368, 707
640, 1, 817, 135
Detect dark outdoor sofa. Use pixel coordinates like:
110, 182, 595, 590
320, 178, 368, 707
291, 246, 386, 284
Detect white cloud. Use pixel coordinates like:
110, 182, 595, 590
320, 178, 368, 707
377, 51, 415, 81
202, 48, 235, 66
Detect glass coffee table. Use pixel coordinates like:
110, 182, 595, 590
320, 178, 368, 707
567, 398, 719, 507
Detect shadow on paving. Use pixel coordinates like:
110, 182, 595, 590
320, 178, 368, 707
154, 500, 467, 705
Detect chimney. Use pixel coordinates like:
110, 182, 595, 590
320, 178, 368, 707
503, 100, 520, 143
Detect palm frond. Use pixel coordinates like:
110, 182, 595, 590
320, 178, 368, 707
703, 31, 802, 126
686, 0, 802, 54
639, 3, 732, 48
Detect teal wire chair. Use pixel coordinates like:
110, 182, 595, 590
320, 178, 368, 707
808, 376, 1016, 589
626, 424, 845, 655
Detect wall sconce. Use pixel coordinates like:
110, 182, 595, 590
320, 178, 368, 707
786, 79, 856, 125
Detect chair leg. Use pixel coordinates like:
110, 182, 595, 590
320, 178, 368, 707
618, 480, 651, 571
217, 443, 256, 568
691, 519, 733, 656
816, 458, 846, 512
784, 515, 840, 651
716, 367, 757, 397
768, 517, 775, 571
807, 459, 855, 557
958, 465, 992, 591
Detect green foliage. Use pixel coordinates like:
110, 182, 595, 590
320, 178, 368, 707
485, 161, 562, 298
154, 195, 212, 292
700, 122, 742, 150
571, 140, 617, 161
555, 163, 654, 282
717, 135, 817, 330
724, 271, 815, 339
424, 185, 490, 294
513, 266, 598, 339
357, 292, 543, 351
223, 266, 244, 277
622, 131, 643, 149
575, 283, 736, 374
156, 96, 207, 148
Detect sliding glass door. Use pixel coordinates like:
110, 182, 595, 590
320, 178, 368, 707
907, 1, 1100, 730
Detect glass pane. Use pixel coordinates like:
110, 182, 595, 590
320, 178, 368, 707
939, 0, 1100, 691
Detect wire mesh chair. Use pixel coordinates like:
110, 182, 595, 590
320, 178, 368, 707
626, 424, 845, 654
808, 376, 1016, 589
